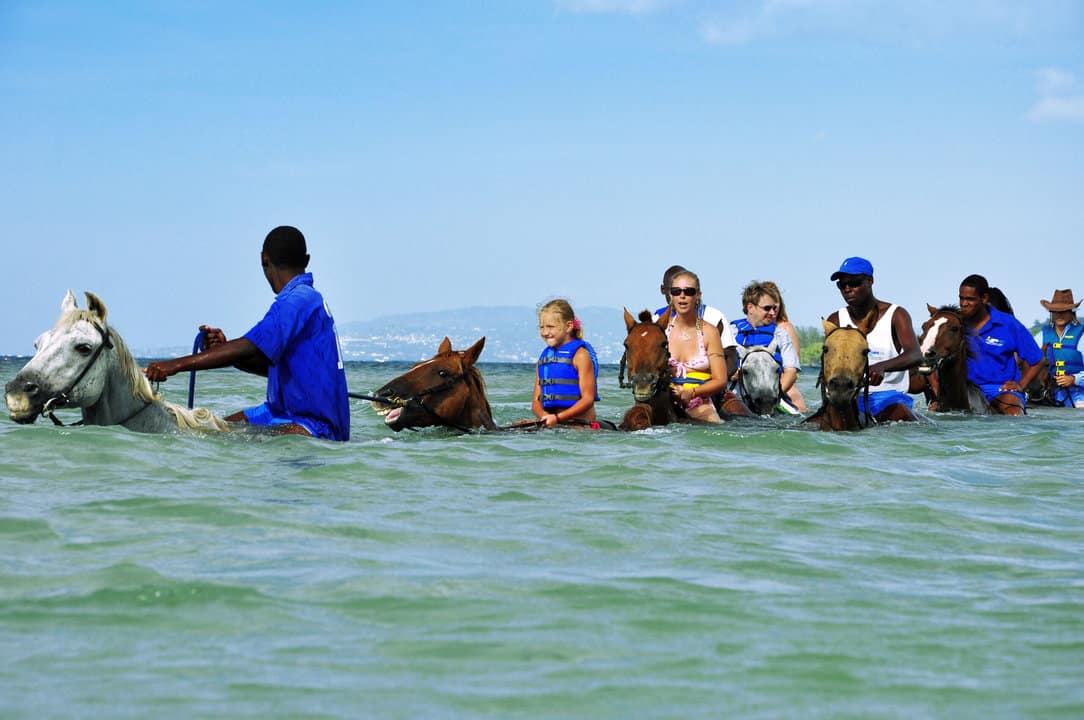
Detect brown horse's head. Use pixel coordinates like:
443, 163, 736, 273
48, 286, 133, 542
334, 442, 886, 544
917, 304, 965, 375
820, 319, 869, 406
623, 307, 670, 403
371, 337, 494, 432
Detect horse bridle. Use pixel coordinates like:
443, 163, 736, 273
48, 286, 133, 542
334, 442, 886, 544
816, 326, 872, 428
918, 310, 964, 374
735, 346, 782, 411
41, 321, 114, 426
374, 367, 474, 433
618, 325, 671, 398
41, 321, 152, 428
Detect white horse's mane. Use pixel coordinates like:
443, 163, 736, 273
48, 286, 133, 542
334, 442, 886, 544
57, 308, 228, 431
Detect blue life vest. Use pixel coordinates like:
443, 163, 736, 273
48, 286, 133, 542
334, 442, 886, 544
537, 339, 600, 411
1042, 322, 1084, 377
732, 319, 783, 368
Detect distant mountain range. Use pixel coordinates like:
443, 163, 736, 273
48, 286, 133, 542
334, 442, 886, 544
337, 305, 636, 363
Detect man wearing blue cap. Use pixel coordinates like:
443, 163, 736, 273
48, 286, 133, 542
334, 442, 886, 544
826, 257, 922, 422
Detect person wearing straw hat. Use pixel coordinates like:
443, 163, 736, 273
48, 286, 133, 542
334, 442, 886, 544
1034, 289, 1084, 408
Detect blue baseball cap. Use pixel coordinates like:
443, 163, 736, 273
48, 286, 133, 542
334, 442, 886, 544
830, 257, 874, 281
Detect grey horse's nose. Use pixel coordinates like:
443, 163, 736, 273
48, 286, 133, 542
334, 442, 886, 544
6, 379, 39, 397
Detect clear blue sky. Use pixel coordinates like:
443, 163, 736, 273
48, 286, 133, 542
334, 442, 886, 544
2, 1, 1082, 355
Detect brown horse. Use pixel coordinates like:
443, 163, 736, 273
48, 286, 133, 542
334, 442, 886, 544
619, 308, 679, 431
805, 319, 871, 431
915, 305, 990, 414
370, 337, 497, 432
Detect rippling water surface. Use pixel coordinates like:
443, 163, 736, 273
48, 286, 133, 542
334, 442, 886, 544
2, 358, 1082, 718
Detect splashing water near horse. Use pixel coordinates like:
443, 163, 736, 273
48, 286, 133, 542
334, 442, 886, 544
915, 304, 990, 414
369, 337, 496, 432
4, 291, 228, 433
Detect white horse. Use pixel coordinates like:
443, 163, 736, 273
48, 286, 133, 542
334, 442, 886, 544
5, 290, 228, 433
735, 342, 790, 416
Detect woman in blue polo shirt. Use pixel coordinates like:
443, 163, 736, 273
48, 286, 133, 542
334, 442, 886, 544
958, 274, 1043, 416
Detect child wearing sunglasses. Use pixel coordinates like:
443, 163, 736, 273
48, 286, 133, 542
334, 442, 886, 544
532, 299, 600, 428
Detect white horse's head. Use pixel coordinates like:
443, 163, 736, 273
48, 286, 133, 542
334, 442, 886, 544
5, 290, 136, 424
736, 340, 782, 415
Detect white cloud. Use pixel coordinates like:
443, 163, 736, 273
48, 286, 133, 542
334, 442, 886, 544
691, 0, 1075, 46
1028, 67, 1084, 123
1035, 66, 1076, 96
555, 0, 669, 15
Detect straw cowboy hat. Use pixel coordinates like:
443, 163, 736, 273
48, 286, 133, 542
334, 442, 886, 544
1040, 289, 1082, 312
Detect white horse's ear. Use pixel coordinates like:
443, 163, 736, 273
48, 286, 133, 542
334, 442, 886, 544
767, 338, 779, 354
61, 290, 78, 313
736, 344, 748, 359
85, 292, 108, 323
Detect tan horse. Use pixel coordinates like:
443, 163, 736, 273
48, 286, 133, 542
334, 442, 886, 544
805, 319, 871, 431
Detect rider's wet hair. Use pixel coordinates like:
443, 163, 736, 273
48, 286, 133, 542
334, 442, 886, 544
263, 226, 310, 270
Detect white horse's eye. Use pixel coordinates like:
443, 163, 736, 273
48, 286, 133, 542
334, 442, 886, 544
75, 343, 93, 355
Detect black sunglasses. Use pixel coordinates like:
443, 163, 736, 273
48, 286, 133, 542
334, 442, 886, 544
836, 278, 865, 290
758, 304, 779, 312
669, 286, 698, 297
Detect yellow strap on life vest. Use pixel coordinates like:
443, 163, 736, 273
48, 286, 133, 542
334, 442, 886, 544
670, 370, 712, 389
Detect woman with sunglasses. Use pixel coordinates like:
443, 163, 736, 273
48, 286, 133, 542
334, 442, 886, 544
664, 270, 727, 423
826, 256, 922, 423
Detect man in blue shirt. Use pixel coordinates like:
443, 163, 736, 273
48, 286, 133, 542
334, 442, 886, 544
145, 226, 350, 440
958, 274, 1043, 416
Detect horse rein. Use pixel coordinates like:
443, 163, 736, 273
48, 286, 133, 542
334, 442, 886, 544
361, 368, 474, 433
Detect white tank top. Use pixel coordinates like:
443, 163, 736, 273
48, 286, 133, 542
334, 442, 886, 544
837, 304, 909, 393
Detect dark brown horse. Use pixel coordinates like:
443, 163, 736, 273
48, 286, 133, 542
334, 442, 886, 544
370, 337, 497, 432
619, 308, 679, 431
915, 305, 989, 413
805, 319, 871, 431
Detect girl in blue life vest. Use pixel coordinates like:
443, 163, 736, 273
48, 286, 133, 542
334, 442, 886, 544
532, 299, 600, 428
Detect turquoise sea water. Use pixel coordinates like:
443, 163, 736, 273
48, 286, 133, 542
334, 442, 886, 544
2, 358, 1083, 718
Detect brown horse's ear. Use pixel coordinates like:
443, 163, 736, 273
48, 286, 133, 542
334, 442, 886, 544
461, 337, 485, 368
927, 303, 938, 317
623, 307, 636, 331
656, 307, 672, 330
438, 337, 453, 354
821, 318, 837, 336
85, 292, 108, 323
